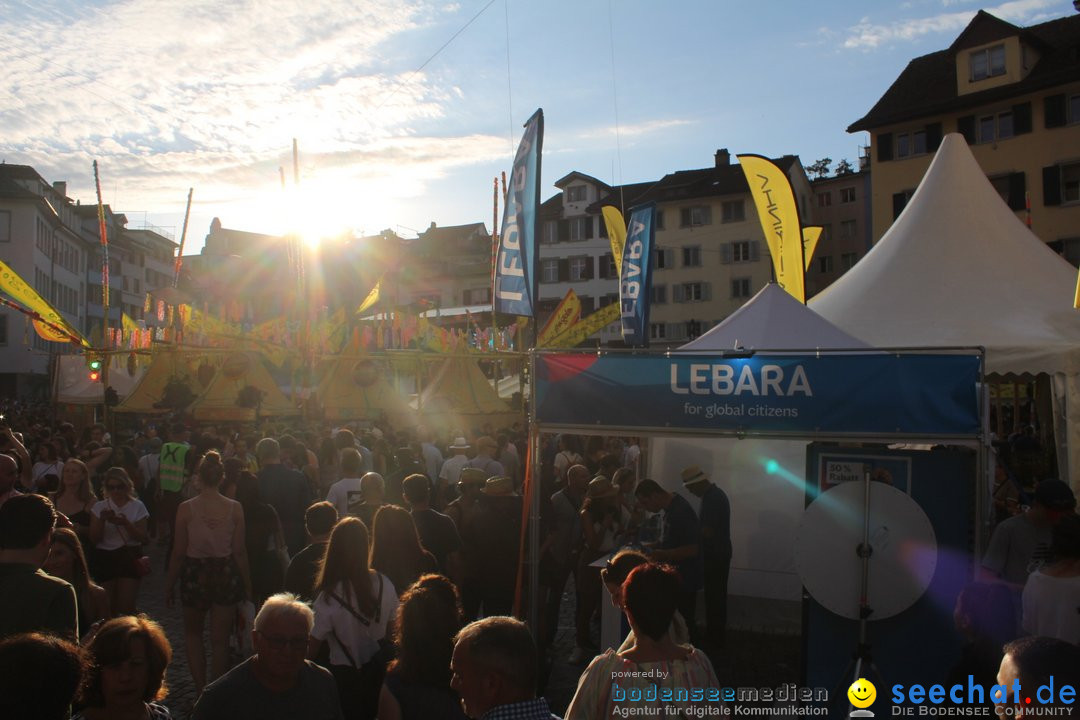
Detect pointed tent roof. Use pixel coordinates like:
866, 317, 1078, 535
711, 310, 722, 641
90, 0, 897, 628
186, 352, 298, 421
810, 133, 1080, 375
419, 359, 520, 429
315, 358, 414, 424
679, 283, 869, 351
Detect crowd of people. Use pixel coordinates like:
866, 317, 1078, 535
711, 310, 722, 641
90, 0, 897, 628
0, 399, 1078, 719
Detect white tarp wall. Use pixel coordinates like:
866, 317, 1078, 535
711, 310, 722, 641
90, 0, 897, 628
647, 435, 807, 632
55, 353, 145, 404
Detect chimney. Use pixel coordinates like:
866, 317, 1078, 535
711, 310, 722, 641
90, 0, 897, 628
715, 148, 730, 167
53, 181, 67, 199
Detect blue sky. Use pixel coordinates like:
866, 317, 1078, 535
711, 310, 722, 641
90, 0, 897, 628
0, 0, 1071, 253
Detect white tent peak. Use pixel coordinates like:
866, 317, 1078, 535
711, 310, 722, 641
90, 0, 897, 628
679, 282, 869, 351
810, 132, 1080, 375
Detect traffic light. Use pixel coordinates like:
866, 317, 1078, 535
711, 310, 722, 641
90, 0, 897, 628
88, 357, 102, 382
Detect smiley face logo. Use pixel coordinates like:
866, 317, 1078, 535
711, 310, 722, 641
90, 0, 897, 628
848, 678, 876, 709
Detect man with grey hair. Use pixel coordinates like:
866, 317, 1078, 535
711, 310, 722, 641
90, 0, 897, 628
256, 438, 312, 555
194, 593, 343, 719
451, 616, 561, 720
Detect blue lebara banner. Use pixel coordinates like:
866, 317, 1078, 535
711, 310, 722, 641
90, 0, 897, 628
494, 109, 544, 317
534, 352, 981, 436
620, 203, 656, 346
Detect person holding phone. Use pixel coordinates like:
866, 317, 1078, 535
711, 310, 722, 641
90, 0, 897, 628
89, 467, 149, 616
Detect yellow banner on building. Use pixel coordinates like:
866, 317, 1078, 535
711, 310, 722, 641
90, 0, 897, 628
537, 289, 582, 346
601, 206, 627, 279
544, 302, 620, 349
357, 278, 382, 315
738, 154, 806, 303
802, 226, 823, 271
0, 259, 89, 346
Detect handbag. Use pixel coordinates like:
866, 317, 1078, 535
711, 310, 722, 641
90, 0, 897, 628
112, 504, 151, 578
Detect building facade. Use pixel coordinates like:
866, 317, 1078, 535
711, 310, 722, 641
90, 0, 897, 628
806, 167, 872, 298
849, 11, 1080, 257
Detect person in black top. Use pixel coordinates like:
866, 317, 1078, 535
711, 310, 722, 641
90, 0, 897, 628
402, 474, 462, 583
681, 465, 731, 649
255, 438, 312, 556
285, 502, 338, 602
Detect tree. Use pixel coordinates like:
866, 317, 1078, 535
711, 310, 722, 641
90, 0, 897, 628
835, 158, 855, 176
807, 157, 832, 180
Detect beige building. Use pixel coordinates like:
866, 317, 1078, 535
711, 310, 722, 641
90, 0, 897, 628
807, 167, 872, 298
849, 10, 1080, 257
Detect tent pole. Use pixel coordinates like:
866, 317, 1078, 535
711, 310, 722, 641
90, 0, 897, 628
527, 350, 540, 632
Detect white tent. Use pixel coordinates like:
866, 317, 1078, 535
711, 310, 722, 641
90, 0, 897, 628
679, 282, 869, 351
55, 354, 145, 404
810, 133, 1080, 481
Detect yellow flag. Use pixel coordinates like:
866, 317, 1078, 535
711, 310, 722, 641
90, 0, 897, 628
601, 206, 627, 279
357, 278, 381, 315
544, 303, 620, 348
0, 259, 89, 346
738, 155, 806, 303
1074, 269, 1080, 309
802, 226, 823, 271
537, 290, 582, 346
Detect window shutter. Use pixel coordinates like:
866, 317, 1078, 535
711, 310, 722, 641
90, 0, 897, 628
584, 257, 594, 280
721, 244, 733, 264
1012, 102, 1032, 135
957, 116, 975, 144
558, 259, 569, 281
702, 283, 712, 301
750, 241, 761, 262
1044, 94, 1066, 129
1043, 166, 1062, 206
1007, 172, 1026, 211
598, 254, 609, 279
877, 133, 893, 162
679, 208, 691, 227
585, 218, 594, 239
673, 284, 685, 303
892, 192, 907, 219
702, 206, 713, 225
925, 122, 943, 151
598, 216, 608, 238
558, 220, 569, 242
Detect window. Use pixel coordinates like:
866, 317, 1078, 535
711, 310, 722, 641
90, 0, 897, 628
841, 252, 858, 271
971, 44, 1005, 81
733, 241, 751, 263
731, 277, 751, 299
566, 186, 587, 203
1045, 163, 1080, 206
569, 217, 591, 242
897, 133, 910, 158
604, 253, 616, 278
682, 246, 701, 267
1064, 163, 1080, 204
0, 314, 6, 345
721, 200, 744, 223
542, 221, 558, 244
656, 210, 665, 230
893, 189, 915, 219
1050, 238, 1080, 267
839, 220, 856, 240
680, 206, 711, 228
600, 293, 618, 308
818, 256, 833, 273
674, 282, 710, 302
896, 130, 927, 158
1072, 94, 1080, 125
0, 210, 9, 242
650, 323, 666, 341
978, 111, 1014, 144
654, 248, 674, 270
650, 285, 667, 304
840, 187, 856, 203
818, 192, 832, 207
541, 259, 559, 283
569, 256, 590, 281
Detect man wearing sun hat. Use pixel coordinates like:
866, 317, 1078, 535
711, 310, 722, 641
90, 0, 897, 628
682, 464, 732, 649
448, 467, 487, 619
471, 476, 522, 618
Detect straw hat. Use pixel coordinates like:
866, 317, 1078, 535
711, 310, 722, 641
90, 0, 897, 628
482, 476, 515, 496
586, 475, 618, 500
680, 465, 709, 487
458, 467, 487, 488
449, 436, 471, 450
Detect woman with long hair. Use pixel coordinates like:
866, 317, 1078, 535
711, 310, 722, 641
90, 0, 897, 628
378, 574, 467, 720
43, 527, 110, 638
369, 505, 437, 594
309, 517, 399, 720
235, 470, 286, 605
52, 459, 97, 547
88, 467, 149, 616
72, 615, 173, 720
165, 451, 252, 693
32, 441, 64, 492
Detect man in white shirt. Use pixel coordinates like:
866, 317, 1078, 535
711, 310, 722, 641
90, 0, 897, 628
437, 437, 471, 509
324, 449, 364, 518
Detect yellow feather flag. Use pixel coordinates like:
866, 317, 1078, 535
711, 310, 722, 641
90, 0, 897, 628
738, 155, 806, 303
356, 278, 382, 315
1074, 269, 1080, 309
0, 259, 89, 346
601, 206, 627, 279
537, 289, 582, 346
802, 226, 823, 271
544, 302, 620, 349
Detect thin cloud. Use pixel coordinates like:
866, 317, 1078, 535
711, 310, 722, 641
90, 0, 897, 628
842, 0, 1061, 49
578, 118, 695, 141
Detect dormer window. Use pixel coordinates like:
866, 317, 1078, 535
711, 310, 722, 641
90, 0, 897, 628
566, 185, 586, 203
970, 44, 1005, 81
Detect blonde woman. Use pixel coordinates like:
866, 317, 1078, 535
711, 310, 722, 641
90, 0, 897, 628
89, 467, 149, 616
52, 459, 97, 548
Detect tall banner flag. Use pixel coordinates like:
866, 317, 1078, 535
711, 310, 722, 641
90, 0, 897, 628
356, 277, 382, 315
738, 154, 806, 303
601, 206, 627, 279
619, 203, 656, 346
0, 260, 89, 347
537, 289, 582, 347
802, 226, 823, 271
545, 303, 620, 349
494, 109, 544, 317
